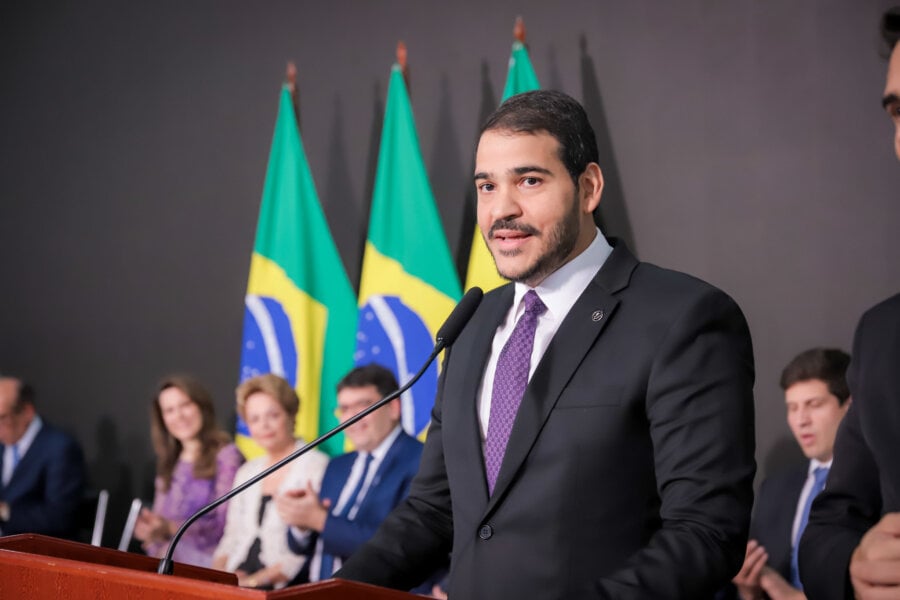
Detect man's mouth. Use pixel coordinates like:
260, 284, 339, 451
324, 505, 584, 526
489, 220, 539, 241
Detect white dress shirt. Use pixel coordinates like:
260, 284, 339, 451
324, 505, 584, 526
2, 415, 42, 487
791, 457, 832, 546
477, 229, 613, 439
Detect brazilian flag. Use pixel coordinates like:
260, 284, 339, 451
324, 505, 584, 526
464, 39, 541, 293
355, 64, 462, 439
238, 84, 357, 458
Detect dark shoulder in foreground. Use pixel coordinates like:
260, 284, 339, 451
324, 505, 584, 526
859, 292, 900, 327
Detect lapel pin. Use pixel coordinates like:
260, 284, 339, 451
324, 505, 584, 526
592, 310, 604, 322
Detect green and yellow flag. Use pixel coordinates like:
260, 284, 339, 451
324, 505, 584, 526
464, 38, 541, 293
355, 64, 462, 439
237, 84, 357, 458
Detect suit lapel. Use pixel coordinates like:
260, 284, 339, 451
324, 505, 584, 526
486, 241, 637, 513
368, 433, 404, 494
327, 453, 357, 505
6, 425, 46, 491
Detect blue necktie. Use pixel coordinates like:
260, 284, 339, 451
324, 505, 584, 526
318, 453, 374, 580
339, 453, 374, 519
10, 445, 19, 469
791, 466, 829, 589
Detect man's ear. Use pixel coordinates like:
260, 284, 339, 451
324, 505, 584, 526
389, 398, 402, 422
21, 402, 36, 420
579, 163, 604, 214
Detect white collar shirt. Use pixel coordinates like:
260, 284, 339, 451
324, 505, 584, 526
477, 230, 613, 438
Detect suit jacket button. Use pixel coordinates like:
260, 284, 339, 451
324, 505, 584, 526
479, 524, 493, 540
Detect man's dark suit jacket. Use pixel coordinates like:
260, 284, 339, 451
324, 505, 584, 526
717, 465, 805, 599
0, 420, 86, 539
288, 430, 423, 579
752, 464, 807, 582
338, 240, 757, 599
800, 293, 900, 599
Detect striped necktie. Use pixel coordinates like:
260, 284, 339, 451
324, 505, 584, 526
318, 453, 375, 580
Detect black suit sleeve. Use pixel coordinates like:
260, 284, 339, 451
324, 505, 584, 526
798, 403, 881, 599
799, 295, 900, 599
591, 288, 756, 597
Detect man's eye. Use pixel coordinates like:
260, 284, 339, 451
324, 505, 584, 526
478, 182, 494, 192
523, 177, 540, 186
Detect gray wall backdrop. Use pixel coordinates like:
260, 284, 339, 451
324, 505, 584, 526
2, 1, 899, 540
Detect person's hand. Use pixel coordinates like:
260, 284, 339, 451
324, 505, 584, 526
211, 554, 228, 571
732, 540, 767, 600
134, 508, 170, 543
275, 482, 330, 532
850, 512, 900, 599
429, 583, 448, 599
236, 569, 257, 587
238, 565, 286, 588
759, 566, 805, 600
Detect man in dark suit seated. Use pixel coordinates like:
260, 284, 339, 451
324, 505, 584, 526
731, 349, 850, 599
275, 364, 424, 583
0, 376, 86, 539
335, 90, 757, 598
799, 9, 900, 598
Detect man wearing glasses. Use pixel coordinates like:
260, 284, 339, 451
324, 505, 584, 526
275, 363, 424, 584
0, 376, 85, 539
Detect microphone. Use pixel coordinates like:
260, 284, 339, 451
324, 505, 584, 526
157, 287, 484, 575
436, 286, 483, 348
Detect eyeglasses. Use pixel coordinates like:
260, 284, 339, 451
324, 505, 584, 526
334, 397, 380, 418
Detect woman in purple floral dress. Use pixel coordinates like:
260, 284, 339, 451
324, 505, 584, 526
134, 375, 243, 567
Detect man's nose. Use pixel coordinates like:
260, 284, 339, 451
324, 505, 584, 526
490, 187, 522, 222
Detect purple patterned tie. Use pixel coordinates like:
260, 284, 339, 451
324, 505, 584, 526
484, 290, 546, 494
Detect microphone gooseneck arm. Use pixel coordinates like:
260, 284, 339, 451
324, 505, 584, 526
157, 286, 483, 576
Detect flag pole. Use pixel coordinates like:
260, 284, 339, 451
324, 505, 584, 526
286, 61, 300, 130
397, 41, 410, 93
514, 15, 526, 44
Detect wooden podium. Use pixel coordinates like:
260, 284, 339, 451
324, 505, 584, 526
0, 534, 422, 599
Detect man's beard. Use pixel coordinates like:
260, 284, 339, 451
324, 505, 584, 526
488, 194, 581, 285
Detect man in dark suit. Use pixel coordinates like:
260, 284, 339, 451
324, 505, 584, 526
799, 9, 900, 599
336, 90, 756, 598
276, 364, 424, 583
0, 377, 86, 539
731, 349, 850, 600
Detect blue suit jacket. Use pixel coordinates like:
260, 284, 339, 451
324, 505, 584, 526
289, 430, 423, 577
0, 421, 86, 539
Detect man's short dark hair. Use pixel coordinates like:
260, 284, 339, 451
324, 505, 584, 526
479, 90, 599, 186
882, 7, 900, 53
337, 364, 399, 399
779, 348, 851, 405
17, 382, 35, 408
2, 377, 36, 412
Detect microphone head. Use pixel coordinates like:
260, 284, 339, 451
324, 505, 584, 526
435, 287, 483, 347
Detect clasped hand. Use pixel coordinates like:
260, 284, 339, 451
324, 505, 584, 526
851, 512, 900, 599
274, 481, 330, 533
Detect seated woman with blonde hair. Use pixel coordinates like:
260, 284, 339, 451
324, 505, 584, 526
212, 373, 328, 589
135, 375, 243, 567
